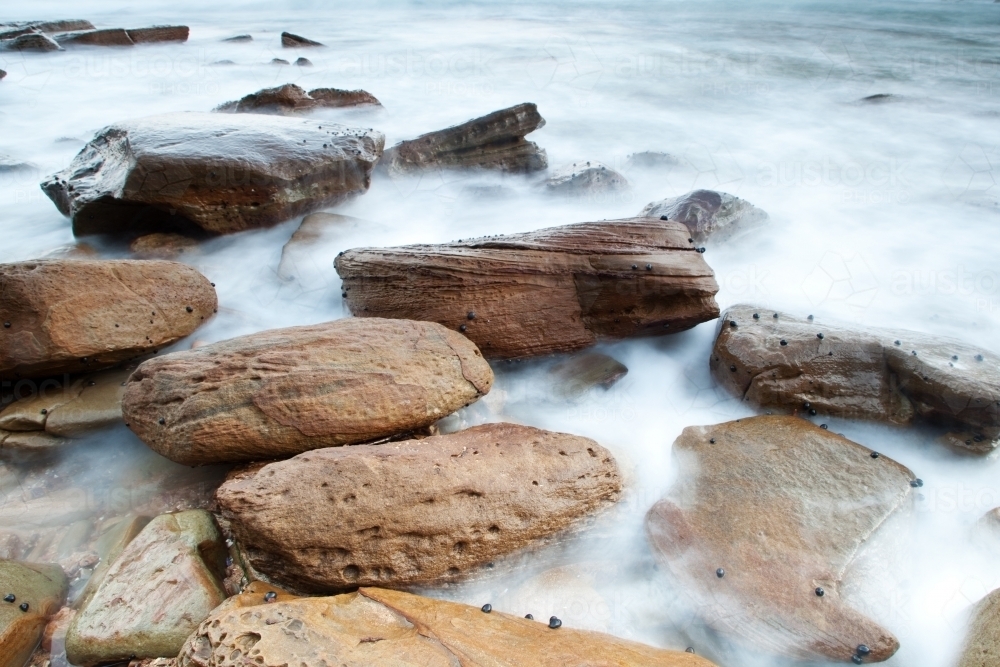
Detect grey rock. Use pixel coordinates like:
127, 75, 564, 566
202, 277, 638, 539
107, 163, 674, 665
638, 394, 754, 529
640, 189, 768, 243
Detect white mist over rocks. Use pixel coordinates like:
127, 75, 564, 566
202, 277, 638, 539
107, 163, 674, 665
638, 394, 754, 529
2, 0, 1000, 665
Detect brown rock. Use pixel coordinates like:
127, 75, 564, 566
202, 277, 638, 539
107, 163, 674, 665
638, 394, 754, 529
0, 560, 67, 667
215, 84, 381, 115
335, 217, 720, 359
57, 28, 134, 47
544, 161, 630, 196
129, 233, 199, 259
177, 586, 713, 667
126, 26, 189, 44
216, 422, 621, 592
5, 33, 61, 52
122, 318, 493, 465
712, 304, 1000, 452
640, 190, 768, 243
41, 112, 384, 236
646, 415, 913, 662
280, 31, 323, 47
379, 103, 547, 176
956, 588, 1000, 667
307, 87, 381, 108
550, 352, 628, 398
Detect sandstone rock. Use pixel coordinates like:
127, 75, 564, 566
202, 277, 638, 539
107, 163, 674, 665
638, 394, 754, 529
544, 161, 629, 196
0, 20, 94, 40
221, 35, 251, 42
0, 560, 67, 667
308, 87, 381, 108
640, 190, 768, 243
73, 515, 149, 610
956, 588, 1000, 667
281, 31, 323, 47
550, 352, 628, 399
57, 29, 134, 47
4, 33, 61, 52
129, 233, 199, 259
216, 422, 621, 592
122, 318, 493, 465
66, 510, 227, 666
335, 217, 720, 359
41, 112, 384, 236
214, 84, 381, 116
712, 304, 1000, 452
0, 260, 216, 379
0, 431, 64, 456
0, 368, 131, 438
126, 26, 189, 44
277, 212, 366, 282
379, 103, 547, 176
646, 415, 913, 663
176, 586, 713, 667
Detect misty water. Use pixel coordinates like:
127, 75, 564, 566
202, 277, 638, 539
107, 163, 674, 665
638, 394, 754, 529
2, 0, 1000, 665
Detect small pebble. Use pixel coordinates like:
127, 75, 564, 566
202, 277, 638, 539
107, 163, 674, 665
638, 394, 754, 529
660, 215, 668, 220
548, 616, 562, 629
481, 603, 492, 613
2, 322, 9, 328
952, 355, 959, 361
910, 479, 923, 488
730, 365, 737, 372
459, 324, 467, 332
976, 354, 984, 361
3, 594, 13, 603
857, 645, 871, 656
186, 306, 193, 313
710, 438, 716, 444
894, 340, 901, 346
773, 313, 779, 318
912, 350, 917, 356
525, 613, 533, 620
467, 311, 476, 320
19, 602, 28, 612
817, 332, 824, 339
729, 320, 737, 328
820, 424, 828, 429
753, 313, 760, 319
716, 568, 725, 578
158, 418, 165, 425
645, 263, 652, 270
815, 587, 825, 597
871, 452, 880, 459
780, 339, 788, 346
807, 314, 814, 320
686, 647, 695, 653
852, 656, 863, 665
264, 591, 277, 602
631, 264, 638, 270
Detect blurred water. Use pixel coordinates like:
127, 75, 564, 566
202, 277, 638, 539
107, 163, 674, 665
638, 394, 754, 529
1, 1, 999, 665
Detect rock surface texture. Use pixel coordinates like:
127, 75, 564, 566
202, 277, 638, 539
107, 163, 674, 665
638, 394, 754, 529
335, 217, 720, 359
544, 161, 630, 196
0, 260, 216, 379
122, 318, 493, 465
646, 415, 914, 663
640, 190, 768, 243
712, 304, 1000, 452
379, 103, 547, 176
956, 587, 1000, 667
41, 112, 384, 236
215, 84, 381, 115
216, 422, 621, 592
0, 560, 67, 667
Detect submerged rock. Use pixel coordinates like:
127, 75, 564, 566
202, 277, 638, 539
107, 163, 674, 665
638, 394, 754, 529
41, 112, 384, 236
214, 83, 381, 115
66, 510, 227, 666
544, 161, 629, 196
335, 217, 720, 359
72, 515, 150, 611
0, 260, 216, 379
550, 352, 628, 398
294, 57, 312, 66
640, 190, 768, 243
277, 212, 366, 282
122, 318, 493, 465
222, 34, 251, 42
956, 588, 1000, 667
129, 233, 199, 260
859, 93, 895, 104
0, 560, 67, 667
4, 33, 61, 52
216, 422, 620, 592
647, 415, 912, 663
712, 304, 1000, 452
281, 31, 323, 47
379, 103, 547, 176
126, 26, 189, 44
176, 586, 713, 667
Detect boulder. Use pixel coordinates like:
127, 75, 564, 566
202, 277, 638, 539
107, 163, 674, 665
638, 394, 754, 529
122, 318, 493, 465
0, 260, 216, 379
57, 28, 134, 47
379, 103, 547, 176
41, 112, 384, 236
281, 31, 323, 47
72, 515, 149, 611
335, 217, 720, 359
712, 304, 1000, 452
4, 33, 61, 52
214, 84, 381, 115
550, 352, 628, 398
308, 87, 381, 108
646, 415, 913, 663
126, 26, 189, 44
956, 588, 1000, 667
0, 20, 94, 40
66, 510, 227, 666
176, 586, 714, 667
216, 422, 621, 592
640, 190, 768, 243
129, 233, 199, 259
0, 560, 67, 667
544, 161, 629, 196
277, 212, 368, 282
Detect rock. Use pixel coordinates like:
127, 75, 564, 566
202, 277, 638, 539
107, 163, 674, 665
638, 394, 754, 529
215, 84, 382, 115
0, 431, 64, 456
270, 58, 289, 65
379, 103, 547, 176
38, 242, 99, 260
4, 33, 61, 52
646, 415, 913, 663
956, 588, 1000, 667
625, 151, 681, 170
0, 260, 216, 379
277, 212, 364, 282
73, 515, 150, 610
544, 161, 629, 196
712, 304, 1000, 452
221, 34, 251, 42
126, 26, 189, 44
216, 422, 621, 592
308, 87, 382, 108
550, 352, 628, 399
176, 586, 714, 667
0, 70, 5, 80
122, 318, 493, 465
335, 217, 720, 359
129, 233, 199, 260
0, 560, 67, 667
57, 28, 134, 47
640, 190, 768, 243
0, 155, 35, 172
294, 57, 311, 66
859, 93, 895, 104
281, 31, 323, 47
66, 510, 227, 666
0, 20, 94, 40
41, 112, 384, 236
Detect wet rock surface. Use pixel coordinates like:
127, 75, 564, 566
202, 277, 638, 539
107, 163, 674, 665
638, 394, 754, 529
56, 28, 134, 47
277, 212, 367, 282
215, 83, 381, 115
4, 33, 62, 52
712, 304, 1000, 451
0, 20, 95, 40
335, 217, 720, 359
956, 587, 1000, 667
216, 422, 621, 592
646, 415, 913, 663
640, 190, 768, 243
41, 112, 384, 236
122, 318, 493, 465
379, 103, 547, 176
544, 160, 629, 196
0, 560, 67, 667
0, 260, 216, 379
550, 352, 628, 398
126, 26, 190, 43
66, 510, 227, 666
177, 586, 713, 667
129, 233, 199, 260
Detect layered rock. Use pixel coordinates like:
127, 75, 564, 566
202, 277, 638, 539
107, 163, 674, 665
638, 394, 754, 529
214, 84, 380, 115
544, 161, 629, 196
0, 260, 216, 379
0, 560, 67, 667
66, 510, 227, 666
57, 29, 133, 47
956, 588, 1000, 667
40, 112, 384, 236
712, 304, 1000, 452
177, 586, 713, 667
4, 33, 61, 52
281, 32, 323, 47
335, 217, 720, 359
126, 26, 189, 44
379, 103, 547, 176
216, 422, 621, 592
0, 20, 94, 40
646, 415, 913, 663
122, 318, 493, 465
640, 190, 768, 243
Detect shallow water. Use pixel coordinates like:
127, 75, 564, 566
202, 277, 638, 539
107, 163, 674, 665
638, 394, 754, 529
2, 0, 1000, 665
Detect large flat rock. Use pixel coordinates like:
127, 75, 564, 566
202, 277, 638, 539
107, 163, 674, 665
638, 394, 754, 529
216, 422, 621, 592
122, 318, 493, 465
40, 112, 384, 236
0, 260, 216, 379
335, 217, 720, 359
646, 415, 914, 663
0, 560, 67, 667
956, 588, 1000, 667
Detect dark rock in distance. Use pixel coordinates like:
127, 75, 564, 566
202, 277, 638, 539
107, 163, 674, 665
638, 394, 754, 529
281, 31, 323, 47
